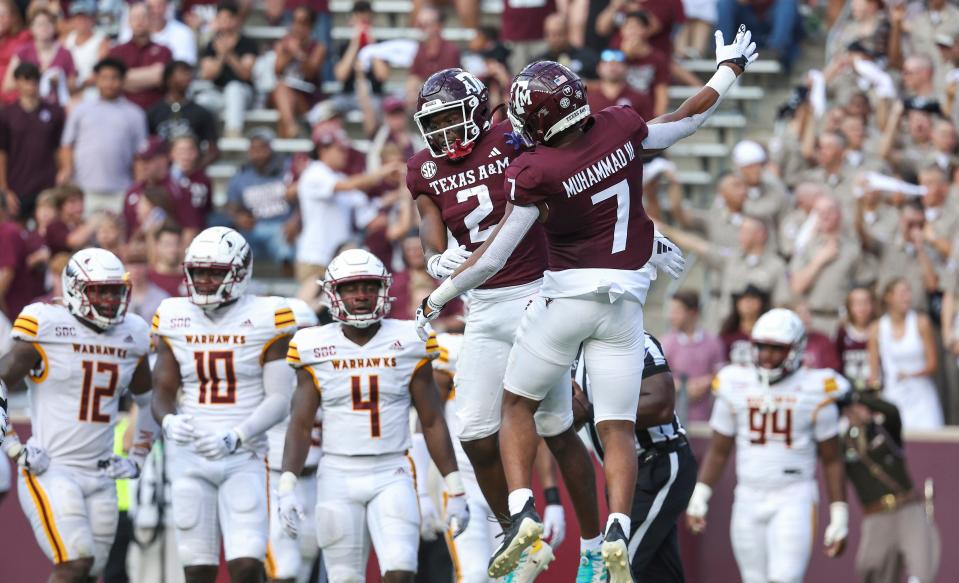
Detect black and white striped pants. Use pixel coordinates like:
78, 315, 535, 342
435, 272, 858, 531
628, 441, 698, 582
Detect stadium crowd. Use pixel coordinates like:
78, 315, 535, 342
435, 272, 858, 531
0, 0, 956, 427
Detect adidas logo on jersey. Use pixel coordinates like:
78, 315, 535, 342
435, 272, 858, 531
240, 319, 253, 328
123, 335, 134, 343
391, 340, 403, 350
489, 147, 502, 158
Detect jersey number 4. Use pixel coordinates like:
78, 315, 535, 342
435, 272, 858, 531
351, 375, 381, 437
194, 351, 237, 404
79, 361, 118, 423
748, 407, 793, 447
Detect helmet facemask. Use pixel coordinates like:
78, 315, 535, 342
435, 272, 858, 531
75, 279, 130, 329
184, 262, 246, 309
415, 96, 482, 159
750, 338, 806, 385
324, 275, 393, 328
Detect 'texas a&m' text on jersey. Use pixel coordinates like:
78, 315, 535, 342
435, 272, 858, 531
12, 302, 151, 469
407, 120, 548, 289
152, 295, 297, 455
287, 320, 438, 456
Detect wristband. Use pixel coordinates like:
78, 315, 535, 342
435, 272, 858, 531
829, 501, 849, 526
444, 471, 466, 497
544, 486, 561, 506
705, 66, 738, 97
428, 277, 461, 310
279, 470, 298, 495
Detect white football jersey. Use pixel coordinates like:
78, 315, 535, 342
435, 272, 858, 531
710, 365, 850, 489
12, 302, 150, 469
152, 295, 296, 455
287, 320, 436, 456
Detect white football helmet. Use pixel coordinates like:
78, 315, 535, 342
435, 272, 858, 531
750, 308, 807, 383
183, 227, 252, 309
322, 249, 392, 328
62, 248, 131, 329
287, 297, 319, 329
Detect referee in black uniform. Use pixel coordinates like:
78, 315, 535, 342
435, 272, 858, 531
572, 332, 697, 582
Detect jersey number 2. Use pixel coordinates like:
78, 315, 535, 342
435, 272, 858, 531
351, 375, 381, 437
79, 361, 118, 423
194, 351, 237, 404
457, 185, 494, 243
748, 407, 793, 447
591, 178, 630, 254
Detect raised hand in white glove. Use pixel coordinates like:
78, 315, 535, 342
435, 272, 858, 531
823, 502, 848, 557
17, 443, 51, 475
426, 245, 472, 279
278, 472, 304, 538
162, 414, 197, 445
445, 494, 470, 538
542, 504, 566, 548
414, 297, 442, 342
98, 454, 141, 479
418, 494, 443, 541
685, 482, 712, 534
715, 25, 758, 72
648, 231, 686, 279
194, 429, 241, 460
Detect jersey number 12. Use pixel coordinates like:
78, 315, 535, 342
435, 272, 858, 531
79, 361, 118, 423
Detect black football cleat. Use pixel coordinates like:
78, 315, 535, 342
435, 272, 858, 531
487, 498, 544, 578
601, 519, 635, 583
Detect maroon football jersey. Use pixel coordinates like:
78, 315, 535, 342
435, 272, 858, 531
504, 106, 653, 271
836, 325, 870, 389
406, 120, 547, 289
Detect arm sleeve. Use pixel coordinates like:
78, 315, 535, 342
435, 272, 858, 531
435, 204, 539, 302
708, 375, 737, 437
641, 97, 722, 150
130, 390, 160, 460
234, 359, 295, 442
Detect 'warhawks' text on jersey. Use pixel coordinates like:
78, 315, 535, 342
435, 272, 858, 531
505, 105, 654, 271
12, 302, 151, 469
710, 365, 851, 489
287, 320, 437, 456
407, 119, 547, 289
152, 295, 296, 455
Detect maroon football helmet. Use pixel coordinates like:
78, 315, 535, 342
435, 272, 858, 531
507, 61, 590, 148
414, 68, 491, 160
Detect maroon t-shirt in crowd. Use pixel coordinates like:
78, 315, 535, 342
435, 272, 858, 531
803, 332, 841, 371
409, 39, 462, 80
283, 0, 329, 12
640, 0, 686, 59
0, 100, 64, 204
506, 105, 653, 271
0, 31, 31, 103
721, 329, 751, 366
0, 221, 47, 318
626, 50, 670, 96
502, 0, 556, 42
42, 220, 72, 256
587, 82, 653, 125
109, 40, 173, 110
169, 169, 213, 231
836, 325, 870, 389
406, 119, 548, 289
149, 269, 185, 297
16, 43, 76, 101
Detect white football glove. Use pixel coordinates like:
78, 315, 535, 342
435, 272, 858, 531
445, 494, 470, 538
278, 471, 304, 538
426, 245, 472, 279
98, 454, 141, 479
418, 494, 443, 541
194, 429, 241, 460
414, 297, 442, 342
542, 504, 566, 549
714, 25, 758, 71
162, 414, 197, 445
2, 428, 22, 459
648, 231, 686, 280
17, 443, 51, 475
823, 502, 849, 548
686, 481, 712, 532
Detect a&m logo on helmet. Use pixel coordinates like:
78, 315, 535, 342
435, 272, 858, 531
455, 71, 483, 95
420, 160, 438, 179
511, 79, 532, 115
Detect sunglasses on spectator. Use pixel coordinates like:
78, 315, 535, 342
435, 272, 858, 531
600, 49, 626, 63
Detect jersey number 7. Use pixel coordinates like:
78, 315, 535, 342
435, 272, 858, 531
351, 375, 381, 437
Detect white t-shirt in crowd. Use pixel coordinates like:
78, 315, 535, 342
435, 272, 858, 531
296, 160, 369, 266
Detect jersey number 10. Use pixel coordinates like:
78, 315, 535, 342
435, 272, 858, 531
194, 351, 237, 404
748, 407, 793, 447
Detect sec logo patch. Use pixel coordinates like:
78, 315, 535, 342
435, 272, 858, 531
421, 161, 438, 179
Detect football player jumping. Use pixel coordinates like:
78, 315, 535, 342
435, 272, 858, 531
407, 68, 604, 578
152, 227, 297, 583
417, 27, 756, 583
278, 249, 469, 583
0, 249, 156, 582
686, 309, 849, 583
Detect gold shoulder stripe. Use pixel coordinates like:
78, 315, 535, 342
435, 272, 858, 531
710, 375, 720, 394
13, 324, 38, 337
824, 377, 838, 394
286, 343, 301, 363
14, 317, 38, 331
151, 313, 160, 332
17, 314, 38, 325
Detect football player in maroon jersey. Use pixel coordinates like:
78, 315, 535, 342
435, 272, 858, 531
417, 27, 757, 583
407, 68, 606, 580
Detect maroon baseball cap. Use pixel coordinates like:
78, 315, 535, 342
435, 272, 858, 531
383, 96, 405, 114
137, 136, 169, 160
